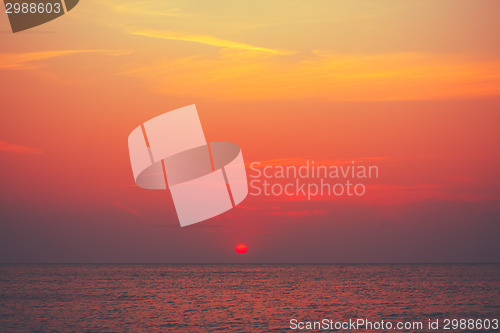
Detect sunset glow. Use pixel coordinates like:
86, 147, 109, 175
0, 0, 499, 263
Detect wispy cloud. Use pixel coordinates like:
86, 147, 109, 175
130, 30, 294, 55
123, 51, 500, 101
0, 140, 42, 154
0, 50, 129, 70
364, 183, 500, 204
248, 157, 388, 167
270, 209, 328, 218
93, 0, 185, 17
113, 200, 143, 218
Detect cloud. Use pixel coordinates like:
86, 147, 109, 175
93, 0, 185, 17
123, 51, 500, 101
270, 209, 328, 218
237, 205, 260, 210
113, 200, 143, 218
0, 140, 43, 154
364, 183, 500, 204
247, 157, 388, 168
0, 50, 130, 70
129, 30, 294, 55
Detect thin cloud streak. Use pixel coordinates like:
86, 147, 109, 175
129, 30, 294, 55
0, 140, 43, 154
113, 200, 143, 218
0, 50, 130, 70
247, 157, 388, 167
93, 0, 186, 17
123, 51, 500, 101
270, 209, 328, 218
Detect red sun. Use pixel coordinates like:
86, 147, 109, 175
236, 244, 247, 254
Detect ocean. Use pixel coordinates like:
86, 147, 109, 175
0, 264, 498, 332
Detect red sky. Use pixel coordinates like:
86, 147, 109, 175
0, 0, 499, 263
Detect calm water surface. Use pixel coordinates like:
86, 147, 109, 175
0, 264, 498, 332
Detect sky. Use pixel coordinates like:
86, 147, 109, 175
0, 0, 499, 263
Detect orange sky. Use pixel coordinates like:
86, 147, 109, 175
0, 0, 499, 263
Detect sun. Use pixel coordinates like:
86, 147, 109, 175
236, 244, 247, 254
